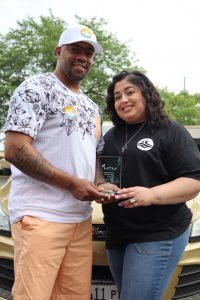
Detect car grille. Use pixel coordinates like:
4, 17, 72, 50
92, 265, 113, 282
0, 257, 199, 300
0, 229, 12, 238
172, 265, 200, 299
0, 258, 14, 299
92, 224, 107, 241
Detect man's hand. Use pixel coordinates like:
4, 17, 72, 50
95, 183, 120, 204
68, 178, 111, 201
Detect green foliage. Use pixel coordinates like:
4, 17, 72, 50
160, 89, 200, 125
0, 12, 138, 128
0, 12, 199, 128
77, 16, 141, 115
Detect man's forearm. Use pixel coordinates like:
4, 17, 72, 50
10, 142, 56, 183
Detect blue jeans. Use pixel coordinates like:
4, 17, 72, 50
107, 228, 189, 300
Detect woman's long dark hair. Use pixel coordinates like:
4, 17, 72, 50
105, 71, 170, 131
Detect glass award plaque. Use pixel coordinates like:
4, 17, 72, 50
96, 156, 122, 188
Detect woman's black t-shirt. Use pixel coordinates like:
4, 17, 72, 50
102, 121, 200, 248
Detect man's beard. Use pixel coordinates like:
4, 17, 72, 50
68, 66, 90, 82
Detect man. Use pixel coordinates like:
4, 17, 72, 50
4, 23, 105, 300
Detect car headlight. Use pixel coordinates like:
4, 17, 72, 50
0, 212, 11, 237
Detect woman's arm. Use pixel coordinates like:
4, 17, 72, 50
115, 177, 200, 207
151, 177, 200, 205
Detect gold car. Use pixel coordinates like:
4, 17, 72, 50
91, 199, 200, 300
0, 126, 200, 300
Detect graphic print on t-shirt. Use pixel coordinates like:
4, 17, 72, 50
137, 138, 154, 151
5, 73, 102, 141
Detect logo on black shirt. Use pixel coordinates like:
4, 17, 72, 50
137, 138, 154, 151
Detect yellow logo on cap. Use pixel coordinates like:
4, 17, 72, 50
80, 27, 93, 39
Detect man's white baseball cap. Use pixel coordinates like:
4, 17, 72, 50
58, 23, 103, 54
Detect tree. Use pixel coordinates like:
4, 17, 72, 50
0, 12, 139, 128
159, 89, 200, 125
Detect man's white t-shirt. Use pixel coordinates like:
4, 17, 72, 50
5, 73, 104, 224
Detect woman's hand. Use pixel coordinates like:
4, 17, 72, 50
115, 186, 155, 208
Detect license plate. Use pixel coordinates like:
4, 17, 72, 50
91, 281, 120, 300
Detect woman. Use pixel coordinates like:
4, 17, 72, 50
102, 71, 200, 300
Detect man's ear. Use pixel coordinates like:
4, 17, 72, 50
54, 47, 61, 56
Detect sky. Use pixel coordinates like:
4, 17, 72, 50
0, 0, 200, 94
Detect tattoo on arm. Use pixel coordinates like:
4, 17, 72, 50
12, 143, 55, 183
